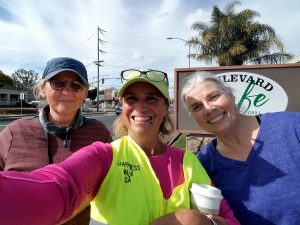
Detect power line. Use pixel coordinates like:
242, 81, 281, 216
107, 41, 185, 53
104, 31, 169, 41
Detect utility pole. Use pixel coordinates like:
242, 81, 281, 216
95, 26, 107, 112
166, 37, 191, 68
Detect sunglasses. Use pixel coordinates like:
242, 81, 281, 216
120, 69, 169, 84
49, 79, 85, 92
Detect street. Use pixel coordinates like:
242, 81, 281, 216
0, 112, 117, 134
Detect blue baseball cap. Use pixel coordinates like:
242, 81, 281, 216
42, 57, 89, 85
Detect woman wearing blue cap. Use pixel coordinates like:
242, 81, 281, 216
0, 57, 112, 225
0, 69, 239, 225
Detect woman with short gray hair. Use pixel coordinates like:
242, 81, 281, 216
181, 70, 300, 225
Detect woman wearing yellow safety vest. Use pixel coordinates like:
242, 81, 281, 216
0, 69, 239, 225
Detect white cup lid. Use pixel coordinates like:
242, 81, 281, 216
190, 184, 223, 199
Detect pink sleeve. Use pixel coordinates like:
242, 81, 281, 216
0, 141, 112, 225
210, 181, 240, 225
219, 198, 240, 225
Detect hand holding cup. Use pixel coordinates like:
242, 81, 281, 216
190, 183, 223, 215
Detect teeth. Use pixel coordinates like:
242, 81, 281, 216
132, 116, 152, 122
209, 114, 223, 123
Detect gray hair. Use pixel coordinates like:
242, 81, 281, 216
181, 71, 234, 108
32, 79, 48, 107
32, 79, 47, 100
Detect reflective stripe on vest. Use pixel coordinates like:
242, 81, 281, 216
91, 136, 210, 225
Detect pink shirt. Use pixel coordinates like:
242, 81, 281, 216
0, 141, 239, 225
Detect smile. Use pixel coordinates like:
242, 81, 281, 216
131, 116, 153, 122
209, 113, 224, 123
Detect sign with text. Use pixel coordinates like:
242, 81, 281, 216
174, 64, 300, 134
20, 93, 25, 100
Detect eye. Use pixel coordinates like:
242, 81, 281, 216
210, 93, 222, 102
146, 95, 160, 102
123, 95, 137, 103
71, 81, 84, 92
189, 103, 203, 113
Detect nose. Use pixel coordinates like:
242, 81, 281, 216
203, 101, 215, 113
135, 100, 147, 111
61, 83, 73, 94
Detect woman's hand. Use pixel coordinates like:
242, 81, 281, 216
151, 209, 216, 225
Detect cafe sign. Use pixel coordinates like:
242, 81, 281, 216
174, 63, 300, 134
215, 72, 288, 115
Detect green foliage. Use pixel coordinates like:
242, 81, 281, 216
189, 0, 293, 66
88, 88, 105, 101
11, 69, 39, 90
88, 88, 97, 101
0, 70, 13, 88
170, 133, 187, 149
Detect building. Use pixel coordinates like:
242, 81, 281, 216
0, 89, 30, 106
103, 87, 119, 106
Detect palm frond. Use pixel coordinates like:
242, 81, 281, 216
249, 53, 294, 64
189, 0, 290, 66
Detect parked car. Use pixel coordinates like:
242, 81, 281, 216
29, 100, 41, 108
15, 100, 33, 107
115, 103, 122, 115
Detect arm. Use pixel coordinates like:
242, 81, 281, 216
0, 125, 12, 170
219, 198, 240, 225
0, 141, 112, 225
151, 209, 228, 225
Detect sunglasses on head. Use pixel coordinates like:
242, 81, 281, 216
49, 78, 85, 92
120, 69, 169, 84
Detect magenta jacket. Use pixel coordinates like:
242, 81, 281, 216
0, 141, 239, 225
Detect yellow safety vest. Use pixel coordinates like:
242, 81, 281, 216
91, 136, 210, 225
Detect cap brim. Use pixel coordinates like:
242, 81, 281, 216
117, 77, 169, 101
43, 69, 89, 86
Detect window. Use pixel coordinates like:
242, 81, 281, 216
0, 94, 7, 101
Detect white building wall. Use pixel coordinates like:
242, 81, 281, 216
0, 89, 29, 106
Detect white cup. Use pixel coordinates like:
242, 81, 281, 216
190, 183, 223, 215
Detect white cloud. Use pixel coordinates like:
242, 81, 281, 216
131, 51, 145, 60
185, 8, 211, 28
0, 0, 299, 89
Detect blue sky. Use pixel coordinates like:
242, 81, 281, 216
0, 0, 299, 93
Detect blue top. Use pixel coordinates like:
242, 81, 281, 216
198, 112, 300, 225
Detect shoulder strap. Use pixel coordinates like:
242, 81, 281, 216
41, 127, 53, 164
45, 131, 53, 164
36, 116, 53, 164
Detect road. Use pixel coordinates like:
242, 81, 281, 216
0, 112, 117, 134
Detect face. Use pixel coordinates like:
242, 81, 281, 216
184, 80, 238, 134
41, 71, 88, 117
121, 82, 168, 138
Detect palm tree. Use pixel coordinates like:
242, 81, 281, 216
188, 1, 293, 66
